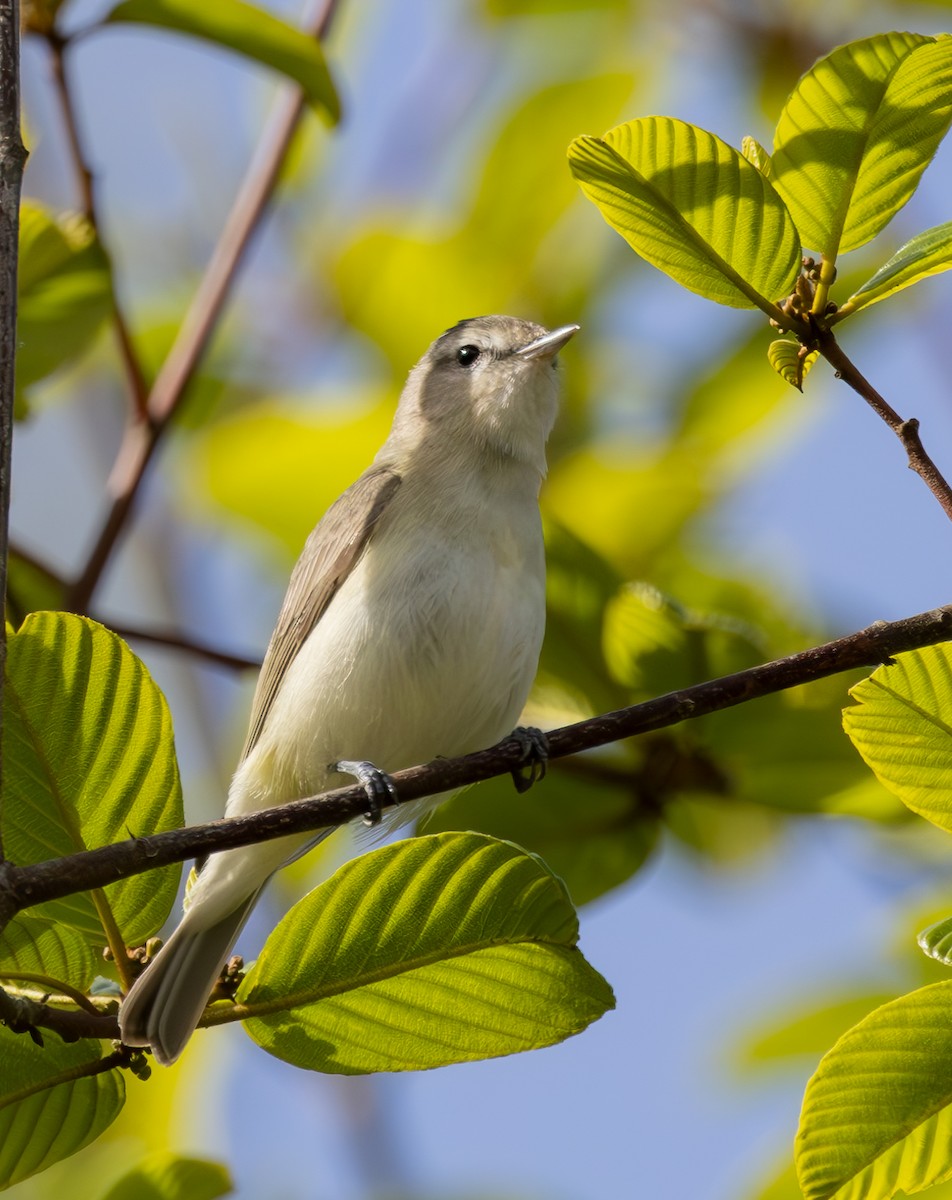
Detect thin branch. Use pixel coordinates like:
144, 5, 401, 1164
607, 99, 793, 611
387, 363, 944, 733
45, 31, 150, 417
101, 621, 260, 671
0, 0, 28, 866
66, 0, 341, 613
4, 603, 952, 915
812, 321, 952, 523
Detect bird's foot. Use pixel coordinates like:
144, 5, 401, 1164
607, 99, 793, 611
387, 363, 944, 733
509, 726, 549, 794
332, 759, 399, 826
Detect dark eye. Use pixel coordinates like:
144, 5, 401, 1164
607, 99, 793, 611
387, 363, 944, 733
456, 345, 481, 367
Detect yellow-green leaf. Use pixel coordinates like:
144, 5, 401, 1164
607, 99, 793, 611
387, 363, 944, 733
843, 644, 952, 831
568, 117, 800, 313
796, 981, 952, 1200
237, 832, 614, 1073
772, 33, 952, 257
99, 1153, 233, 1200
766, 338, 818, 390
837, 221, 952, 318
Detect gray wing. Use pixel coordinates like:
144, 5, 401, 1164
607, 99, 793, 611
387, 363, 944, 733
240, 465, 402, 760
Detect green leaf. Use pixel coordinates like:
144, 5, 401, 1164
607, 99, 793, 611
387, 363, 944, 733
0, 1028, 124, 1189
842, 644, 952, 831
772, 33, 952, 257
2, 612, 183, 945
104, 0, 340, 121
237, 832, 614, 1073
0, 913, 98, 989
766, 338, 818, 391
741, 134, 775, 180
737, 993, 897, 1069
4, 548, 66, 621
16, 201, 111, 406
568, 116, 800, 312
796, 981, 952, 1200
918, 915, 952, 966
99, 1153, 233, 1200
838, 221, 952, 317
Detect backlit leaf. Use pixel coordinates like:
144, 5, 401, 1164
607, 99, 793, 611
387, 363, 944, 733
837, 221, 952, 317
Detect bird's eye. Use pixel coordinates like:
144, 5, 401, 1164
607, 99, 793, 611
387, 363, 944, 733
456, 345, 481, 367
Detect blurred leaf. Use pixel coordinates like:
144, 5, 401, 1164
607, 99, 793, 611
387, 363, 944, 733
838, 221, 952, 317
104, 0, 340, 120
98, 1153, 233, 1200
333, 73, 633, 368
0, 914, 98, 989
239, 832, 614, 1072
796, 981, 952, 1200
766, 338, 818, 391
1, 613, 183, 946
772, 32, 952, 256
737, 993, 897, 1070
426, 767, 658, 905
191, 397, 393, 554
568, 117, 800, 311
16, 201, 111, 408
843, 645, 952, 832
0, 1028, 124, 1189
918, 915, 952, 965
4, 549, 66, 622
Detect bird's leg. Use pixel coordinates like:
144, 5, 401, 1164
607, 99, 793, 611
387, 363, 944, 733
509, 727, 549, 794
332, 760, 399, 826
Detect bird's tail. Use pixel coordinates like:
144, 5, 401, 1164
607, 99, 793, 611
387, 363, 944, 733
118, 891, 260, 1066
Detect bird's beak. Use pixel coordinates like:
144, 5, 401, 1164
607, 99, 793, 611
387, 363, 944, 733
517, 324, 580, 360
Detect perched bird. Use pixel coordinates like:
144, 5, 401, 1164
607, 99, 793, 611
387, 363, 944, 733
119, 315, 579, 1065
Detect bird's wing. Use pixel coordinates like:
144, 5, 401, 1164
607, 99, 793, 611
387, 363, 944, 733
240, 466, 403, 760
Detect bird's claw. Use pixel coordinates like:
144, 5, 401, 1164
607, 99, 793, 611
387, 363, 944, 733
332, 760, 398, 826
509, 726, 549, 794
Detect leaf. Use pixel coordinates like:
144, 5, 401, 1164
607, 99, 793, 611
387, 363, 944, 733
1, 612, 183, 945
104, 0, 340, 121
4, 547, 66, 621
771, 33, 952, 257
16, 201, 111, 406
0, 1028, 124, 1189
838, 221, 952, 317
796, 981, 952, 1200
568, 116, 801, 312
0, 913, 98, 989
741, 135, 775, 180
737, 993, 897, 1069
237, 832, 615, 1073
842, 644, 952, 831
918, 915, 952, 966
99, 1153, 233, 1200
766, 338, 818, 390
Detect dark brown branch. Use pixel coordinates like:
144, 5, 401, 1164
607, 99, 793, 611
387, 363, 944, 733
102, 621, 260, 671
66, 0, 341, 613
812, 323, 952, 523
4, 603, 952, 915
0, 0, 28, 867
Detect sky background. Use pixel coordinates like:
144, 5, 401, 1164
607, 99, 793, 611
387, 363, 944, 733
11, 2, 952, 1198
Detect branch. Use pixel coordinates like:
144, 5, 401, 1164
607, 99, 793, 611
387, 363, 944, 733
97, 621, 260, 671
65, 0, 341, 613
812, 321, 952, 523
4, 603, 951, 915
0, 0, 28, 865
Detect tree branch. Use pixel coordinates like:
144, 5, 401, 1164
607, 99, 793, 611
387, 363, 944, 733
812, 322, 952, 523
65, 0, 341, 613
0, 0, 28, 866
4, 603, 951, 916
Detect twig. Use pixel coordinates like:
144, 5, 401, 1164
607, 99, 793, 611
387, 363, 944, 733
0, 0, 28, 866
4, 603, 951, 914
66, 0, 341, 613
45, 31, 150, 417
812, 322, 952, 523
102, 620, 260, 671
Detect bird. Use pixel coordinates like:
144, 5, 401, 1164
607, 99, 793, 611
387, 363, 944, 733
118, 315, 579, 1065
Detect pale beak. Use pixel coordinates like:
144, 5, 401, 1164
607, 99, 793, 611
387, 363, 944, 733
517, 324, 580, 360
